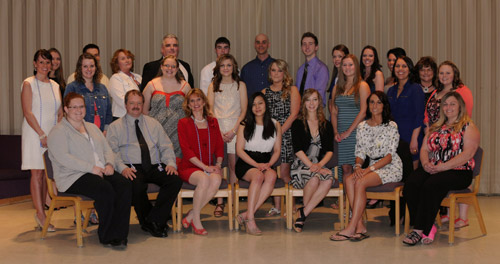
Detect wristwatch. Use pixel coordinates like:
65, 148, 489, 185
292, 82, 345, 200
369, 165, 376, 171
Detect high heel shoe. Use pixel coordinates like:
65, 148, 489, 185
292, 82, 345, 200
245, 218, 262, 236
182, 210, 193, 229
190, 222, 208, 236
34, 213, 55, 232
236, 214, 245, 228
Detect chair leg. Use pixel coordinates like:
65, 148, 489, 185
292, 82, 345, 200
171, 202, 177, 232
280, 195, 285, 217
435, 212, 442, 228
472, 197, 487, 235
228, 192, 233, 231
339, 193, 344, 230
176, 194, 182, 232
345, 198, 350, 227
395, 195, 400, 235
404, 204, 410, 234
448, 198, 456, 244
286, 190, 292, 229
83, 208, 91, 232
41, 203, 56, 238
75, 203, 83, 247
234, 190, 240, 230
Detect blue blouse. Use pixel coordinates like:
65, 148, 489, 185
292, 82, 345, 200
64, 81, 113, 131
387, 81, 425, 144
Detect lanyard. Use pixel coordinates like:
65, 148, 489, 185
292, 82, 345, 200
192, 116, 211, 173
35, 77, 57, 147
124, 116, 163, 171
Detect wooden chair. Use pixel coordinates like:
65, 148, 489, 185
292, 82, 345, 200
175, 171, 233, 231
234, 162, 287, 230
147, 183, 177, 232
404, 147, 486, 244
41, 152, 94, 247
287, 159, 345, 230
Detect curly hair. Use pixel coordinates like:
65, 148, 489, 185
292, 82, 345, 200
74, 53, 103, 84
267, 59, 293, 100
212, 54, 241, 93
183, 88, 212, 118
436, 61, 464, 92
365, 91, 393, 125
110, 49, 135, 74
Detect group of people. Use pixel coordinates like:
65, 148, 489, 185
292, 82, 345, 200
20, 31, 479, 249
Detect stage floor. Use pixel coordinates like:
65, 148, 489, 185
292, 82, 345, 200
1, 196, 499, 263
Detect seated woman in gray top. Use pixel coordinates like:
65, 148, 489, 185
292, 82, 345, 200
47, 92, 132, 249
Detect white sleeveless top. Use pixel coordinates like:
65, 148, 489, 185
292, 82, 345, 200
244, 119, 277, 153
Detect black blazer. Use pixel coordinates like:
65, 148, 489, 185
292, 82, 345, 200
140, 57, 194, 91
291, 119, 334, 161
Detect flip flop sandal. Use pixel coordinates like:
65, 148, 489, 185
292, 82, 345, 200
402, 231, 422, 246
330, 232, 354, 241
350, 232, 370, 242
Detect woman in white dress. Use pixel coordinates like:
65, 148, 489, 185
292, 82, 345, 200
207, 54, 247, 216
21, 49, 63, 231
108, 49, 141, 119
330, 91, 402, 241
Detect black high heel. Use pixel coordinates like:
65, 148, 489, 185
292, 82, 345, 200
293, 207, 307, 233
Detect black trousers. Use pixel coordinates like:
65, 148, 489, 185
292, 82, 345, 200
403, 167, 472, 235
65, 172, 132, 243
130, 164, 182, 225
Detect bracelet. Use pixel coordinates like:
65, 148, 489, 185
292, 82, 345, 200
232, 128, 237, 134
353, 163, 362, 169
39, 133, 47, 139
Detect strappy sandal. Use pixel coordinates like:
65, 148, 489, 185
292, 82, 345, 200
293, 207, 307, 233
402, 231, 422, 246
214, 204, 225, 218
245, 218, 262, 236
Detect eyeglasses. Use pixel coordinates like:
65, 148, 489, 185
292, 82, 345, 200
162, 64, 177, 69
67, 105, 85, 110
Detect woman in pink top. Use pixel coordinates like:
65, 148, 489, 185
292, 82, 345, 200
423, 60, 474, 228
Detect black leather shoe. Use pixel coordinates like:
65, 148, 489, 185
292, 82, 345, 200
142, 221, 167, 237
102, 239, 127, 249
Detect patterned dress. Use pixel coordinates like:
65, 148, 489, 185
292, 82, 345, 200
264, 87, 293, 163
149, 82, 187, 157
290, 134, 333, 189
355, 121, 403, 184
334, 94, 359, 182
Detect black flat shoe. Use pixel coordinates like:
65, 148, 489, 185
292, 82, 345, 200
142, 221, 167, 237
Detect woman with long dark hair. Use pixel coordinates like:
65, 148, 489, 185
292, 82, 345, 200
48, 48, 66, 97
235, 92, 281, 235
327, 44, 349, 115
360, 45, 384, 92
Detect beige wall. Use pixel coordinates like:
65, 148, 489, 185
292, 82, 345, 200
1, 0, 498, 194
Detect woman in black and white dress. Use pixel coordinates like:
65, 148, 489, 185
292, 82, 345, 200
235, 92, 282, 235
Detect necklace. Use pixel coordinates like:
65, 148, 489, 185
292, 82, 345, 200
421, 84, 434, 93
194, 117, 206, 123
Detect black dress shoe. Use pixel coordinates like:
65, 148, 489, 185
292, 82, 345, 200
142, 221, 167, 237
102, 239, 126, 249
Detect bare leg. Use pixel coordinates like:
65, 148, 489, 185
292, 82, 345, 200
458, 204, 469, 221
242, 169, 265, 231
228, 154, 236, 184
31, 169, 47, 224
250, 170, 277, 214
303, 179, 333, 216
188, 172, 222, 229
272, 163, 290, 212
334, 173, 382, 237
